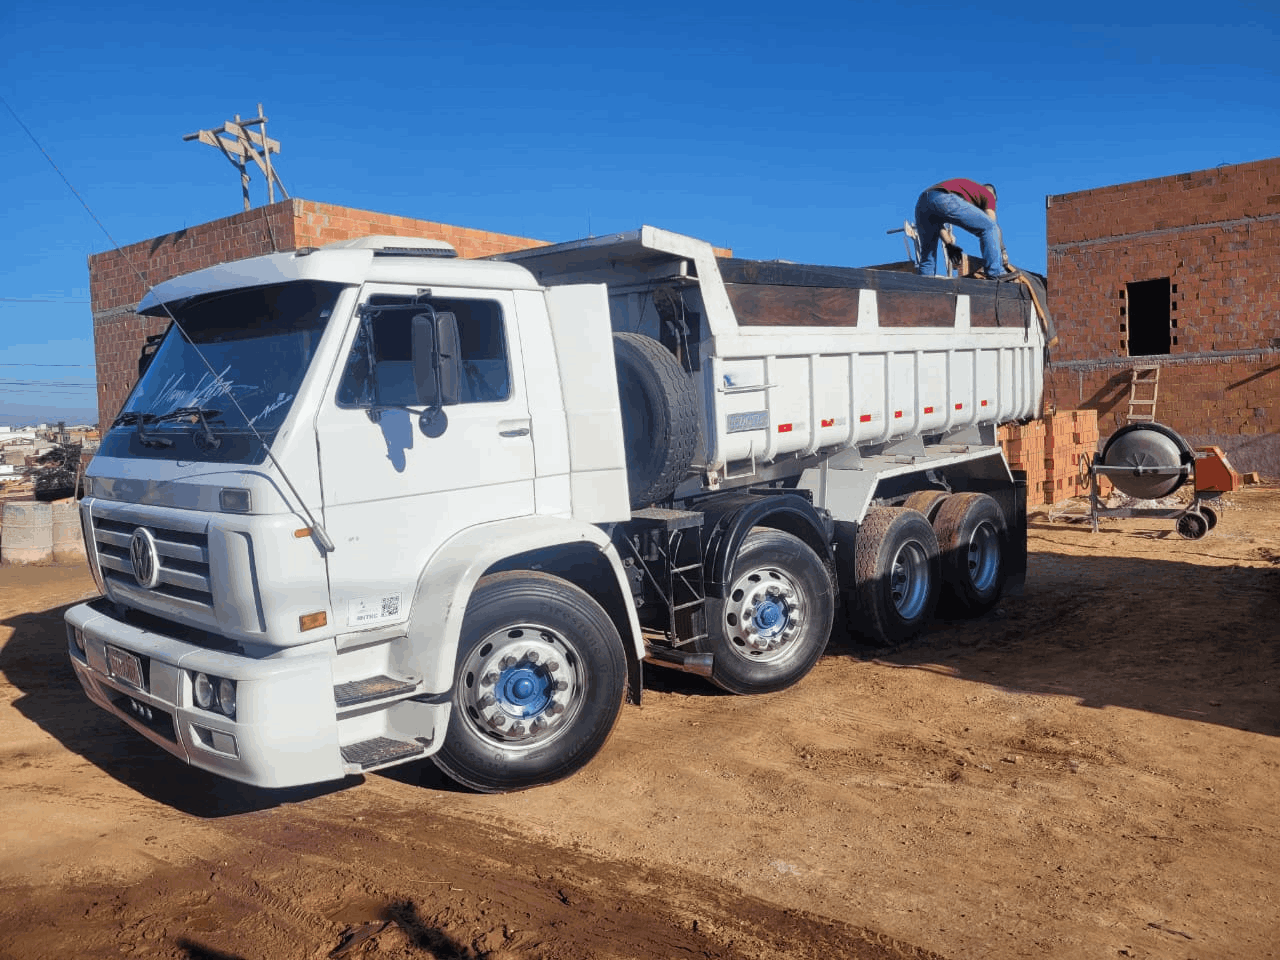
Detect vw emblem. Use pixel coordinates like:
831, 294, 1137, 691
129, 527, 161, 589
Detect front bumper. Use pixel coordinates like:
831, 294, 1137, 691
64, 600, 445, 788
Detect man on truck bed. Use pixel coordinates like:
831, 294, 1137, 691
914, 178, 1009, 279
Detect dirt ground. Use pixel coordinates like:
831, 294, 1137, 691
1, 486, 1278, 960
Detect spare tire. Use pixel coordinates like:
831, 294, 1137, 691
613, 332, 698, 508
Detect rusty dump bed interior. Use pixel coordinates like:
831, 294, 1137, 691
716, 258, 1037, 329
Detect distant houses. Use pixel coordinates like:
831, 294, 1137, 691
0, 422, 99, 501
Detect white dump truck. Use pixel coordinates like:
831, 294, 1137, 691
65, 226, 1044, 793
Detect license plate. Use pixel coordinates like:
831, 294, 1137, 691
106, 646, 145, 691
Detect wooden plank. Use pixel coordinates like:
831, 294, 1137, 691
877, 289, 956, 328
722, 274, 1030, 329
716, 257, 1034, 303
969, 287, 1033, 328
724, 283, 861, 326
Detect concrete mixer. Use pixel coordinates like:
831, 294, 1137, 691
1079, 421, 1239, 538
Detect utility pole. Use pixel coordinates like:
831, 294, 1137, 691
184, 103, 289, 211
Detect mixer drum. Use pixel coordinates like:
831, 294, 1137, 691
1099, 422, 1195, 500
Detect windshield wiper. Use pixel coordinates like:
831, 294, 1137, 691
112, 406, 224, 449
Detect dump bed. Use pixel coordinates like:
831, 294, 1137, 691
500, 226, 1043, 477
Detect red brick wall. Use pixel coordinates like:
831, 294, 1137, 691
90, 201, 298, 427
89, 199, 546, 427
1047, 157, 1280, 244
1045, 157, 1280, 475
1044, 356, 1278, 469
291, 200, 547, 260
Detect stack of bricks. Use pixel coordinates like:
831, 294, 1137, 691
998, 418, 1046, 497
999, 409, 1109, 507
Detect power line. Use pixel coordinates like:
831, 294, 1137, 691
0, 363, 96, 368
0, 297, 91, 303
1, 381, 96, 388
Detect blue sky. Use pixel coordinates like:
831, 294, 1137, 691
2, 0, 1278, 421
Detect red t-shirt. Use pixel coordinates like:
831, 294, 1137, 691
930, 178, 997, 216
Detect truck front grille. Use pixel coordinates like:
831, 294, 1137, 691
93, 515, 214, 611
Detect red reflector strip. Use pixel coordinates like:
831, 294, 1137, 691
859, 414, 872, 423
955, 403, 963, 410
777, 423, 793, 433
894, 410, 903, 419
923, 406, 934, 414
821, 418, 834, 428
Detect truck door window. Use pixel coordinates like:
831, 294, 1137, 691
338, 297, 511, 407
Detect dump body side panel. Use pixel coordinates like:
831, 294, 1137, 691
499, 227, 1044, 481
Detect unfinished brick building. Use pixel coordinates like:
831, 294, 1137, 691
88, 199, 546, 428
1045, 157, 1280, 474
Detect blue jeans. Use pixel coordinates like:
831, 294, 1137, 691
914, 189, 1006, 277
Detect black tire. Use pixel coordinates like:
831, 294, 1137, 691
849, 508, 940, 645
697, 529, 834, 695
904, 489, 949, 523
433, 571, 627, 793
1176, 512, 1209, 541
933, 492, 1008, 616
613, 332, 698, 508
1199, 503, 1219, 530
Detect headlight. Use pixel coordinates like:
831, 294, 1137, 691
219, 488, 251, 513
217, 678, 237, 718
193, 672, 215, 710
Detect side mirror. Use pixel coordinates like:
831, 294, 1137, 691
412, 311, 461, 435
411, 310, 461, 407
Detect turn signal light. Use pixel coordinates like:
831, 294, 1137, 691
299, 611, 328, 632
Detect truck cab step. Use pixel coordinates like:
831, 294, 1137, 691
340, 736, 426, 769
334, 675, 418, 708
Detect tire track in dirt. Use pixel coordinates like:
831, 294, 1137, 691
0, 800, 950, 960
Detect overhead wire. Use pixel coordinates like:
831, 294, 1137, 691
1, 92, 336, 552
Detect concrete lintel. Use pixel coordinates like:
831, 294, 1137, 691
1050, 348, 1280, 373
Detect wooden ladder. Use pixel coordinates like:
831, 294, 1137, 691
1125, 364, 1161, 424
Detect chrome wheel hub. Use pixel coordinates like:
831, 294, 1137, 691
460, 625, 582, 747
723, 565, 806, 662
966, 520, 1000, 592
889, 541, 930, 619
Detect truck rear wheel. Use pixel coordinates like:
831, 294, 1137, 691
849, 508, 940, 645
933, 492, 1007, 615
699, 529, 834, 695
433, 571, 627, 793
613, 332, 698, 508
904, 489, 949, 523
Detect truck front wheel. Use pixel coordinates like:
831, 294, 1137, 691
433, 571, 627, 793
699, 529, 834, 695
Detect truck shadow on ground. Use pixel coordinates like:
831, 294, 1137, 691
1, 600, 357, 817
828, 548, 1280, 738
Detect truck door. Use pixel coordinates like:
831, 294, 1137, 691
314, 285, 535, 631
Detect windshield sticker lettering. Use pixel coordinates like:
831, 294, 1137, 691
348, 593, 404, 626
142, 365, 236, 414
251, 392, 293, 425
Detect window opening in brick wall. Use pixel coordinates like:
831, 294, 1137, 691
1126, 277, 1172, 356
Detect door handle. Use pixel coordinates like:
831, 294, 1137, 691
497, 419, 531, 438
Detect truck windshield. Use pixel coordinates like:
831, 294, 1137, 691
98, 280, 347, 464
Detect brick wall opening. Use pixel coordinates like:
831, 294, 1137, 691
1125, 277, 1173, 357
